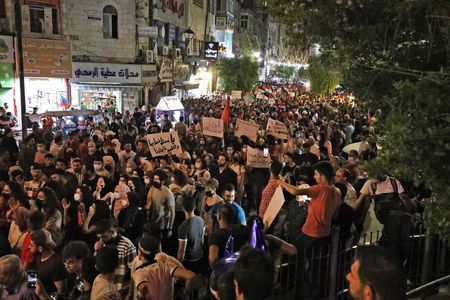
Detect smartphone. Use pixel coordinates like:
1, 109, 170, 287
76, 280, 84, 292
27, 271, 38, 288
263, 148, 269, 157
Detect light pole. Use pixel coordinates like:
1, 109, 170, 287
183, 27, 195, 55
14, 0, 27, 141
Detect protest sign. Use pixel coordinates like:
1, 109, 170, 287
246, 146, 271, 168
231, 90, 242, 100
235, 119, 259, 142
266, 118, 288, 139
263, 186, 285, 228
146, 132, 182, 157
202, 117, 224, 138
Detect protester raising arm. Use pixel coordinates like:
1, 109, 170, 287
277, 179, 309, 196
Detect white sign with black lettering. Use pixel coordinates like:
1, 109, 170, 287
246, 146, 271, 168
146, 132, 182, 157
235, 119, 259, 142
202, 117, 223, 138
266, 118, 288, 139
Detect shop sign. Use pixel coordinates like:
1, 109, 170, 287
87, 10, 102, 20
23, 0, 59, 7
173, 80, 183, 88
0, 63, 14, 88
22, 38, 72, 78
138, 26, 159, 38
158, 58, 173, 82
173, 61, 189, 81
0, 36, 14, 64
204, 41, 218, 61
153, 0, 188, 28
142, 64, 158, 84
72, 62, 141, 84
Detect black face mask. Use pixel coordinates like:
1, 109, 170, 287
205, 191, 213, 197
152, 182, 161, 189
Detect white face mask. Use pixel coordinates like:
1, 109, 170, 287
74, 193, 81, 201
195, 163, 202, 169
37, 146, 45, 152
126, 167, 133, 173
114, 192, 121, 199
144, 178, 150, 185
94, 164, 102, 170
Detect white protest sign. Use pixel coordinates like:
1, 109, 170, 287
231, 90, 242, 100
266, 118, 288, 139
246, 146, 271, 168
235, 119, 260, 142
202, 117, 224, 138
146, 132, 182, 157
263, 186, 285, 228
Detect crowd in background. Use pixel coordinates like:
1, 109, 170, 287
0, 90, 417, 300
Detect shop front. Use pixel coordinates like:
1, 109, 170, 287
0, 63, 14, 111
70, 62, 144, 113
22, 38, 72, 113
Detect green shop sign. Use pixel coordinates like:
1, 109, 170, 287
0, 63, 14, 88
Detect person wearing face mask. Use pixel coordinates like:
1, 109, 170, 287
93, 156, 109, 178
146, 170, 175, 239
117, 192, 145, 244
193, 158, 211, 182
200, 178, 223, 235
103, 156, 118, 183
34, 141, 48, 165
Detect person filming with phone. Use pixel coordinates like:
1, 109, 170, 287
0, 254, 39, 299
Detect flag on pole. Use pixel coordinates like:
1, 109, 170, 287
221, 97, 231, 125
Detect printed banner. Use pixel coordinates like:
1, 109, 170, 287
202, 117, 224, 138
0, 36, 14, 64
22, 38, 72, 78
246, 146, 271, 168
266, 118, 288, 140
263, 186, 285, 228
235, 119, 259, 142
146, 132, 182, 157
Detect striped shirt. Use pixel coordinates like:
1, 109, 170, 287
113, 235, 137, 292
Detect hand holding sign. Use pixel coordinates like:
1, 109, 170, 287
246, 146, 271, 168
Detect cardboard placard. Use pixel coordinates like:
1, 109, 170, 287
146, 132, 182, 157
266, 118, 288, 139
246, 146, 271, 168
263, 186, 285, 228
231, 90, 242, 100
235, 118, 259, 142
202, 117, 224, 138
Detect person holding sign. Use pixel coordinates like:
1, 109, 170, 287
259, 161, 283, 218
277, 161, 341, 251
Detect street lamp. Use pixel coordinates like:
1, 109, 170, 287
183, 27, 195, 55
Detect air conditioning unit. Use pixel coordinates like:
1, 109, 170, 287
146, 50, 154, 63
175, 48, 181, 59
162, 46, 169, 56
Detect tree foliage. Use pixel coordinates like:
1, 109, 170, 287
275, 66, 295, 79
214, 55, 259, 93
267, 0, 450, 237
308, 55, 340, 94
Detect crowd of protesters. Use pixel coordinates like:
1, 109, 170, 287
0, 89, 417, 300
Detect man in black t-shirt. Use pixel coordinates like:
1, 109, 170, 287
28, 229, 66, 296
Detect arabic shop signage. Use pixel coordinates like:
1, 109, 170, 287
72, 62, 141, 84
23, 38, 72, 78
0, 36, 14, 64
204, 41, 219, 61
23, 0, 59, 7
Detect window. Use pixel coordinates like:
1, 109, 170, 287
240, 14, 248, 30
0, 0, 6, 18
52, 8, 59, 34
30, 6, 45, 33
103, 5, 118, 39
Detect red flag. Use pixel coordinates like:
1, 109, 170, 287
221, 97, 231, 125
237, 111, 244, 120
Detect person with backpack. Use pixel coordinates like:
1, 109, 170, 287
353, 174, 416, 263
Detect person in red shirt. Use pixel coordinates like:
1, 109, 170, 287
259, 161, 283, 218
278, 161, 341, 250
21, 210, 48, 268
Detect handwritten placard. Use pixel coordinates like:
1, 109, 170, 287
235, 119, 259, 142
266, 118, 288, 139
263, 186, 285, 228
246, 146, 271, 168
231, 90, 242, 100
202, 117, 224, 138
146, 132, 182, 157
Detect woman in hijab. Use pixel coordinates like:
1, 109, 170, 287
117, 192, 145, 244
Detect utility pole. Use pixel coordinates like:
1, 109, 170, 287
14, 0, 27, 141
